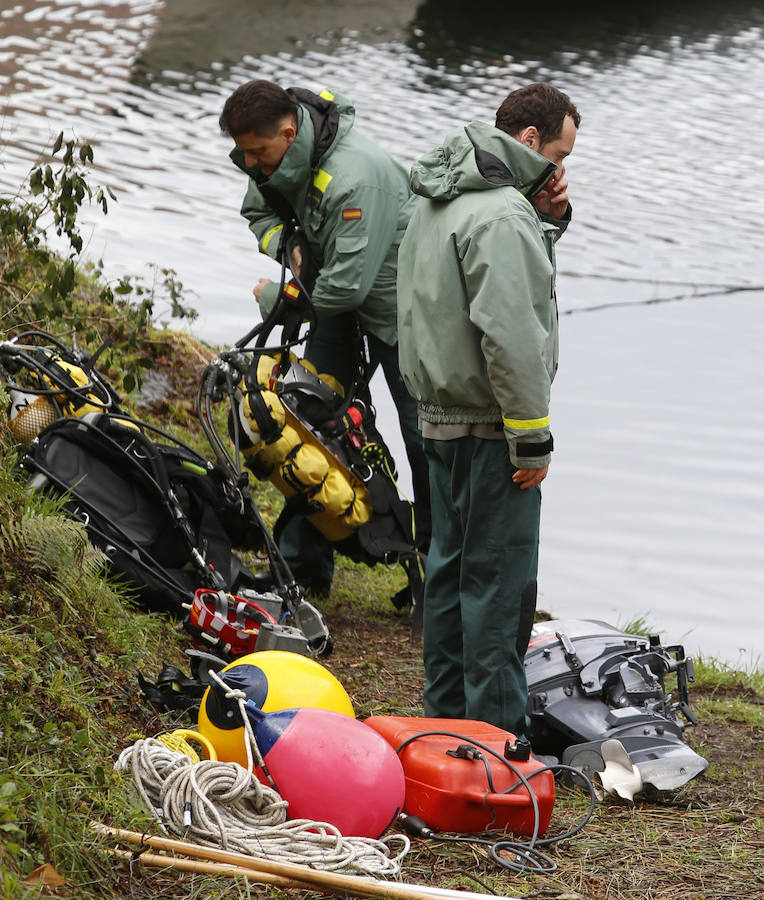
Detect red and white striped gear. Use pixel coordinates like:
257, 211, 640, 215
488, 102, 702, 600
189, 589, 278, 657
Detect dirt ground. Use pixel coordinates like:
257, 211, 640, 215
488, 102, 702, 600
320, 594, 764, 900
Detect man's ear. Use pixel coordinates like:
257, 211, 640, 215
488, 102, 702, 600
281, 118, 297, 147
517, 125, 540, 150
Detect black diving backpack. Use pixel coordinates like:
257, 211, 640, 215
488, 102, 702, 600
19, 412, 264, 615
199, 347, 426, 632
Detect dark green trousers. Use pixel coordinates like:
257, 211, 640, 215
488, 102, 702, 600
422, 435, 540, 737
278, 313, 430, 586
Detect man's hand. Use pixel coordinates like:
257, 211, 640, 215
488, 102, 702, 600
290, 245, 302, 277
533, 165, 569, 219
253, 278, 271, 304
512, 465, 549, 489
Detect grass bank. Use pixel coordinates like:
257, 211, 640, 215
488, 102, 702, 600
1, 142, 762, 900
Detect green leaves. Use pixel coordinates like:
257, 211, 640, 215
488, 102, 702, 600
1, 133, 111, 330
28, 169, 43, 196
0, 780, 24, 863
94, 186, 113, 214
114, 278, 134, 295
1, 133, 197, 405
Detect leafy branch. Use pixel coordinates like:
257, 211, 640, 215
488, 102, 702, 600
1, 133, 197, 393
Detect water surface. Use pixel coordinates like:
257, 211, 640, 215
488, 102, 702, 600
1, 0, 762, 664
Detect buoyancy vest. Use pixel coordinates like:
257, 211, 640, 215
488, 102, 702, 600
236, 352, 375, 542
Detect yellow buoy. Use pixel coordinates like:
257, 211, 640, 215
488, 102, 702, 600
197, 651, 354, 768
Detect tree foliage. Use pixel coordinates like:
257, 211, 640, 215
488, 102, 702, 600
0, 133, 196, 393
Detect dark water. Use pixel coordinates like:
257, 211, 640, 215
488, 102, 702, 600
1, 0, 762, 663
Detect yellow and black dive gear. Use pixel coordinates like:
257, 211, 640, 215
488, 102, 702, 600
236, 351, 375, 543
1, 330, 119, 444
198, 341, 423, 632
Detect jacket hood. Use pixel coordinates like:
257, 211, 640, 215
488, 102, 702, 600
229, 87, 356, 188
410, 120, 557, 202
289, 86, 355, 165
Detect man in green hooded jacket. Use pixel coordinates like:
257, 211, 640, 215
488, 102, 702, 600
220, 80, 430, 594
397, 83, 580, 737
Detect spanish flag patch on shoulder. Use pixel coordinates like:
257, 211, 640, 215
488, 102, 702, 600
283, 282, 300, 301
342, 208, 362, 220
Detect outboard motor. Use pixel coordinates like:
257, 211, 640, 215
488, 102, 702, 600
525, 619, 708, 794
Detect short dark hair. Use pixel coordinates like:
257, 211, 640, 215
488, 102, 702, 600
219, 80, 299, 138
495, 83, 580, 145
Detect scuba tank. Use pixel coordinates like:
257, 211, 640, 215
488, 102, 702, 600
1, 331, 119, 444
236, 350, 376, 542
4, 330, 333, 657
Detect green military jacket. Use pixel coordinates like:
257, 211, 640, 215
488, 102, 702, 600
397, 121, 567, 468
231, 87, 415, 346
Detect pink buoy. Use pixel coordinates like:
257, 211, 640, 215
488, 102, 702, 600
245, 702, 405, 838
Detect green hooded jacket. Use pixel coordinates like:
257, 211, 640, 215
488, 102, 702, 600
397, 121, 567, 468
231, 87, 415, 345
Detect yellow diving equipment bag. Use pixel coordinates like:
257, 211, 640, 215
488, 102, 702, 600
236, 352, 375, 543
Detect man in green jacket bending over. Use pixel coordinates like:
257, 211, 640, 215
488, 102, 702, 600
397, 83, 580, 737
220, 80, 430, 595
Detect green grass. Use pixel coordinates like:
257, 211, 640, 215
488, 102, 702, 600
616, 614, 657, 637
693, 654, 764, 694
692, 697, 764, 728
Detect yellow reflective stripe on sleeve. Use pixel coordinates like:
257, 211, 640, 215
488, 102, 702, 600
261, 224, 283, 253
502, 415, 550, 430
319, 89, 335, 101
313, 169, 333, 193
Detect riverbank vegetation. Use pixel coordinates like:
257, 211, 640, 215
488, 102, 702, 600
1, 143, 762, 900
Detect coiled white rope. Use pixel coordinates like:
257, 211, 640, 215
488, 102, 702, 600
115, 672, 409, 877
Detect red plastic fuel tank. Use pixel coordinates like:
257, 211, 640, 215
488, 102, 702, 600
364, 716, 555, 836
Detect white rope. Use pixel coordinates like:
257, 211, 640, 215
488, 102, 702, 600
114, 672, 409, 878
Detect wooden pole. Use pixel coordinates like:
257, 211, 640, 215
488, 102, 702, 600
107, 847, 309, 890
93, 824, 519, 900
